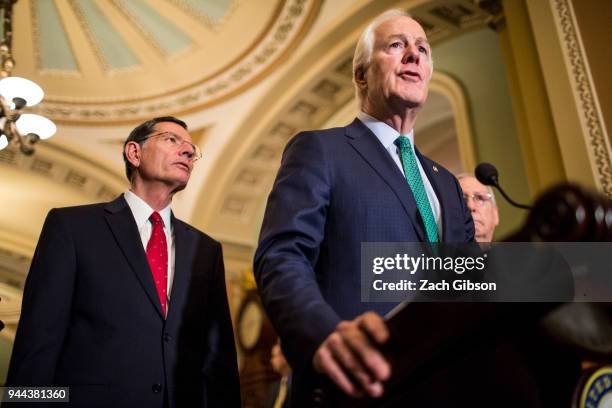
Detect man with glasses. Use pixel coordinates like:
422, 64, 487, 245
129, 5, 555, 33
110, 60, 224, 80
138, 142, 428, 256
7, 117, 240, 407
457, 173, 499, 242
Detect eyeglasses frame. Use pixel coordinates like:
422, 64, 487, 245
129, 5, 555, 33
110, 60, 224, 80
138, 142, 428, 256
138, 131, 202, 162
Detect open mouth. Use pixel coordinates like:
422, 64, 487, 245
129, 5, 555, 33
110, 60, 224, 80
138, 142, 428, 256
399, 70, 421, 81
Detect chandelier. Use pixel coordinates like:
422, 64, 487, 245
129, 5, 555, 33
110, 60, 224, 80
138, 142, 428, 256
0, 0, 55, 155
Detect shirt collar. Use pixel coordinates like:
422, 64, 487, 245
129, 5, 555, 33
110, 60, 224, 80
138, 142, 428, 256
124, 190, 172, 231
357, 111, 415, 150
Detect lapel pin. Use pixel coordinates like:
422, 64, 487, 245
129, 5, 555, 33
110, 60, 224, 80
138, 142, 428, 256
432, 165, 438, 172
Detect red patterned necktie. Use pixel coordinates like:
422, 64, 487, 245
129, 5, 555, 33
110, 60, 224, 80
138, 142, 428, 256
146, 211, 168, 316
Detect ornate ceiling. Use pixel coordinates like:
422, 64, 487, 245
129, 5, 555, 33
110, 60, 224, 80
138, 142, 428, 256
16, 0, 321, 123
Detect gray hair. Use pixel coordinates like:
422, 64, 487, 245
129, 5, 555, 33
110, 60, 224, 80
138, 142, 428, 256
456, 173, 497, 207
352, 9, 433, 105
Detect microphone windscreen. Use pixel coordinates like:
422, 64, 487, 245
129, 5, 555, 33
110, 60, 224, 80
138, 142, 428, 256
475, 162, 498, 186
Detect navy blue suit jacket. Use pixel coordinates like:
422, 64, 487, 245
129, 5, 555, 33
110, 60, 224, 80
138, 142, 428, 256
7, 196, 240, 408
254, 119, 474, 404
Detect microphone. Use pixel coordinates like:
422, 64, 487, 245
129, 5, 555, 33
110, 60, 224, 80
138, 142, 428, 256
475, 163, 532, 210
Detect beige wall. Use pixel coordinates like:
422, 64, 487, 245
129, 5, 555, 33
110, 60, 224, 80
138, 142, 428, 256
433, 28, 530, 239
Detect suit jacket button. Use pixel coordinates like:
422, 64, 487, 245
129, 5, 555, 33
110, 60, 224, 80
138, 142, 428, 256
164, 333, 172, 342
152, 383, 162, 393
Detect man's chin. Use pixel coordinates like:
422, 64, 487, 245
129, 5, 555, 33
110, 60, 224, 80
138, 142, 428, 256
390, 93, 425, 109
170, 180, 188, 194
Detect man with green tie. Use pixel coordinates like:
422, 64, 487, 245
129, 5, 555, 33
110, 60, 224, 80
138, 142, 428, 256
254, 9, 474, 407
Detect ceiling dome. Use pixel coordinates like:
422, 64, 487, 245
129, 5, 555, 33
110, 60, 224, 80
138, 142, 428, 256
12, 0, 320, 123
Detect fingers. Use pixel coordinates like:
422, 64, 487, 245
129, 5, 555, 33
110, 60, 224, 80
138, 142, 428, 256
313, 314, 391, 398
340, 319, 391, 383
327, 329, 376, 396
355, 312, 391, 382
313, 339, 362, 398
359, 311, 390, 344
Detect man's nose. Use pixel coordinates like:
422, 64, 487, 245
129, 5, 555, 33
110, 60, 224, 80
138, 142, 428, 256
402, 44, 420, 65
179, 143, 195, 159
465, 197, 477, 212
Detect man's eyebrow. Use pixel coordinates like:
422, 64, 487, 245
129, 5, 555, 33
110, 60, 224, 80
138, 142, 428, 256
385, 34, 407, 41
415, 37, 430, 48
383, 34, 430, 48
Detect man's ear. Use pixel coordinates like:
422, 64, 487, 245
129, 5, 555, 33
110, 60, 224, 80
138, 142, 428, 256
125, 141, 141, 170
354, 66, 368, 90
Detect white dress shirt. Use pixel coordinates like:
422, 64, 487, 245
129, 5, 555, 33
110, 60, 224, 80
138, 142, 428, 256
357, 111, 442, 237
124, 190, 175, 301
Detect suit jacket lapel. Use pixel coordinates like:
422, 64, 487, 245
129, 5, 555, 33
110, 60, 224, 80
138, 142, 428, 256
104, 195, 163, 318
345, 119, 427, 241
166, 214, 192, 324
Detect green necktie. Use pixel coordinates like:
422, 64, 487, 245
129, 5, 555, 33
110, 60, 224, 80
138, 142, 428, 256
395, 136, 439, 243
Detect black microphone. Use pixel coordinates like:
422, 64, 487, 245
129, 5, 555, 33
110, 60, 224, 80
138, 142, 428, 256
475, 162, 532, 210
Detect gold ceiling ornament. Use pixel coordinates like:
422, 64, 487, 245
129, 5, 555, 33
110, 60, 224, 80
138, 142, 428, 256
27, 0, 322, 125
0, 0, 55, 155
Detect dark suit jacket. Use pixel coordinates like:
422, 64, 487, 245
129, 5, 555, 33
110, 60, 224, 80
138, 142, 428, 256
254, 119, 474, 406
7, 196, 240, 408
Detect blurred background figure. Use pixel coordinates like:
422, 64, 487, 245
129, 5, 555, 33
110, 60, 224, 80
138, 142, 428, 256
270, 342, 291, 378
458, 174, 499, 242
268, 341, 291, 408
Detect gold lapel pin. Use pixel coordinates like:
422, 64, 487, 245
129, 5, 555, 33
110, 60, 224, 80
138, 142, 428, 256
432, 165, 438, 172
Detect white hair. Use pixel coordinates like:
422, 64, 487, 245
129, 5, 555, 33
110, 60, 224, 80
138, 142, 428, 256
352, 9, 434, 105
456, 173, 497, 207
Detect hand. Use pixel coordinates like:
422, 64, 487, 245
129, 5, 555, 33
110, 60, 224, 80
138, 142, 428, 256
312, 311, 391, 398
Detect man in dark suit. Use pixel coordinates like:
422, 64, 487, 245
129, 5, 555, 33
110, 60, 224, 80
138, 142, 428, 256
7, 117, 240, 407
254, 10, 473, 407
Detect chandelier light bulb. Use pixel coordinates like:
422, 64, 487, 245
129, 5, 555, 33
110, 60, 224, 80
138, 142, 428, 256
16, 114, 56, 140
0, 134, 7, 150
0, 76, 44, 107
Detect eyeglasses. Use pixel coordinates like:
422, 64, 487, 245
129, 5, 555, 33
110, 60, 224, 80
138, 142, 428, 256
143, 131, 202, 161
463, 192, 493, 207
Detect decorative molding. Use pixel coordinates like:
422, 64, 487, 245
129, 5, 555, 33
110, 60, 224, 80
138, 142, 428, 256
69, 0, 121, 72
411, 0, 501, 44
30, 0, 82, 74
0, 144, 124, 202
429, 72, 477, 172
0, 246, 28, 341
31, 0, 322, 124
109, 0, 196, 59
0, 283, 22, 341
212, 53, 354, 224
0, 247, 30, 286
168, 0, 239, 29
30, 0, 44, 71
109, 0, 175, 58
552, 0, 612, 196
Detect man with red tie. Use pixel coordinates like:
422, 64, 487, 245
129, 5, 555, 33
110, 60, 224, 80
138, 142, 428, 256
7, 117, 240, 407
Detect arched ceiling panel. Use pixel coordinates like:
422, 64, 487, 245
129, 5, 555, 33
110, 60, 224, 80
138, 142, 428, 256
13, 0, 322, 123
34, 0, 79, 71
72, 0, 141, 70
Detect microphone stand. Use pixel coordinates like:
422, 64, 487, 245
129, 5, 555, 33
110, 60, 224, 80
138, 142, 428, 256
490, 183, 532, 210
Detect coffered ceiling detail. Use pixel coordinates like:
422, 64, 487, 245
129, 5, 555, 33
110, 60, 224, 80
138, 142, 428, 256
0, 143, 125, 202
15, 0, 322, 123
